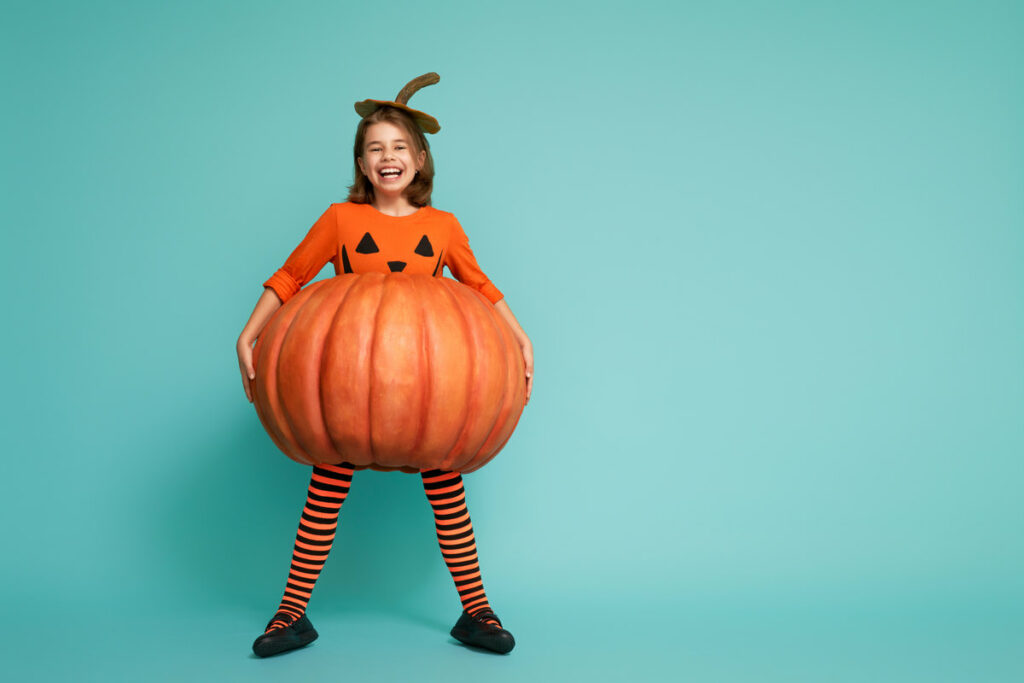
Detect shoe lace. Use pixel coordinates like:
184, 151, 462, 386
265, 611, 297, 632
470, 608, 502, 627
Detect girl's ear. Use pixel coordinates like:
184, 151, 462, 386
417, 149, 426, 170
357, 157, 367, 176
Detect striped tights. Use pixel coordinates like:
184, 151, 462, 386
265, 463, 499, 633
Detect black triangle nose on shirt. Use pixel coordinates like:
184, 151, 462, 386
388, 261, 407, 272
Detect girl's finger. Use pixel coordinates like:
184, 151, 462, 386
239, 360, 254, 402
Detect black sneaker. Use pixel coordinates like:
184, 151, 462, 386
252, 613, 318, 657
450, 609, 515, 654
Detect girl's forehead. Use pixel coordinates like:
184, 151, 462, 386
364, 121, 409, 144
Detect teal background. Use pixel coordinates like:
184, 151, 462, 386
3, 0, 1022, 680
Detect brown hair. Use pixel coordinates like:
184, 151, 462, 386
346, 106, 435, 207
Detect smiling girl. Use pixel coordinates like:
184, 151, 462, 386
236, 73, 533, 657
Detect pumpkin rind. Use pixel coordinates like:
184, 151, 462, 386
252, 273, 525, 472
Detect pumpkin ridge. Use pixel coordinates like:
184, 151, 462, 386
320, 273, 383, 469
409, 276, 431, 463
494, 307, 526, 465
278, 280, 336, 463
274, 297, 304, 462
459, 290, 508, 471
476, 391, 526, 472
477, 316, 528, 472
254, 298, 311, 463
318, 275, 358, 462
463, 294, 515, 471
266, 283, 322, 464
437, 278, 477, 471
366, 274, 389, 466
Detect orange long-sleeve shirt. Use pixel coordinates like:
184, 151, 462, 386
263, 202, 504, 305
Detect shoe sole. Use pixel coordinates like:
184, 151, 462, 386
451, 626, 515, 654
253, 627, 318, 657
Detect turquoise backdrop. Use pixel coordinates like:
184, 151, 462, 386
3, 0, 1022, 680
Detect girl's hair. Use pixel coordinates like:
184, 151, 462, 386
346, 106, 435, 207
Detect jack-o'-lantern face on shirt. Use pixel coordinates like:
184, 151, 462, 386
342, 225, 442, 276
356, 121, 427, 200
341, 224, 443, 275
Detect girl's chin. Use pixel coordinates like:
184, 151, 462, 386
373, 184, 409, 196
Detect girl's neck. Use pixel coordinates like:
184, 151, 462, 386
371, 194, 420, 217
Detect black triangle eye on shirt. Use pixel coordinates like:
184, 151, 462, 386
415, 235, 434, 257
355, 232, 379, 254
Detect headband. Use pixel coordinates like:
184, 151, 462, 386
353, 72, 441, 134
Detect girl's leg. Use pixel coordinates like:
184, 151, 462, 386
264, 462, 355, 632
420, 469, 501, 626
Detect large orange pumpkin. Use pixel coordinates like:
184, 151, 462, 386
252, 273, 526, 473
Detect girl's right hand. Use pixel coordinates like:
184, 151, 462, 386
237, 337, 256, 403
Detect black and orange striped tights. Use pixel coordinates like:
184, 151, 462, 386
265, 463, 500, 633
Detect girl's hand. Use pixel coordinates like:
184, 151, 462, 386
491, 300, 532, 407
522, 342, 533, 406
237, 288, 284, 404
237, 337, 256, 403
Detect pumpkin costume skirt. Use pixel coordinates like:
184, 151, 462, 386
251, 273, 527, 473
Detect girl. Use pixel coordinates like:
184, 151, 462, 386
235, 73, 533, 657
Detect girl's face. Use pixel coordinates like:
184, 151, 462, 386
357, 121, 427, 200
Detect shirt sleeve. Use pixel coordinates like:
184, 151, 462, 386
445, 216, 504, 304
263, 205, 338, 304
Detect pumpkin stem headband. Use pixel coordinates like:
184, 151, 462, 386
354, 72, 441, 134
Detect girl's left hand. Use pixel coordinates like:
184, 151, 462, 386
522, 342, 533, 405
